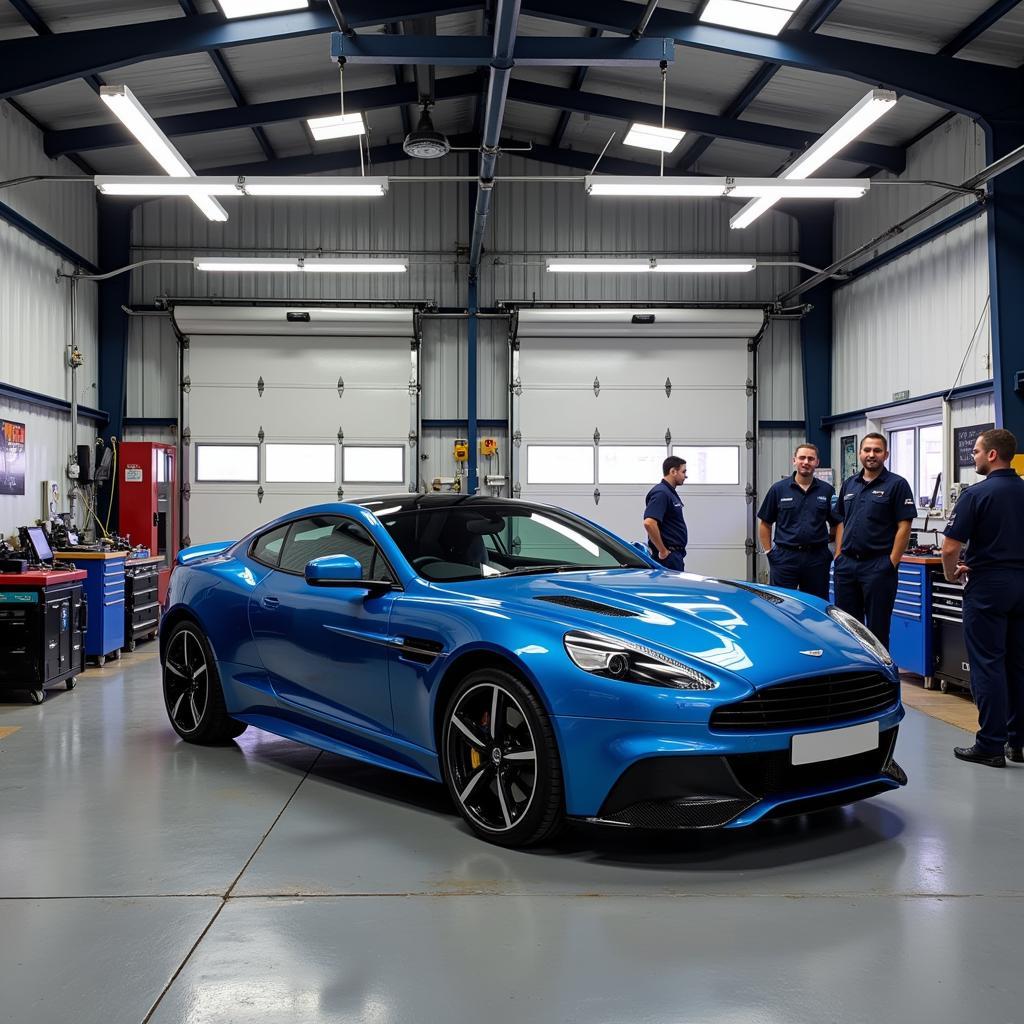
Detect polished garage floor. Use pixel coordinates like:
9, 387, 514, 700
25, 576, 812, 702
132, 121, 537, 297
2, 652, 1023, 1024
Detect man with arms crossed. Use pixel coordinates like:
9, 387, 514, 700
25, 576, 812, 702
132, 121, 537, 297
757, 443, 835, 599
644, 456, 688, 572
833, 433, 916, 652
942, 429, 1024, 768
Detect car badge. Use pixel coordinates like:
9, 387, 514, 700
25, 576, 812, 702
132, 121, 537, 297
800, 649, 824, 657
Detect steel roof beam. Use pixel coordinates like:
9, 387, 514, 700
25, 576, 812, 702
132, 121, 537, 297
44, 74, 480, 157
939, 0, 1024, 56
522, 0, 1024, 117
507, 79, 906, 172
0, 2, 473, 99
331, 33, 674, 65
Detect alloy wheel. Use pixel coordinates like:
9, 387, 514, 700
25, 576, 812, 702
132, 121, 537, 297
164, 628, 210, 734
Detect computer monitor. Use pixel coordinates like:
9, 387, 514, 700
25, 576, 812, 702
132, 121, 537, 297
26, 526, 53, 563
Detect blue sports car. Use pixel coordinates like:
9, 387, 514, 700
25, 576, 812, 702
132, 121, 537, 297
160, 494, 906, 847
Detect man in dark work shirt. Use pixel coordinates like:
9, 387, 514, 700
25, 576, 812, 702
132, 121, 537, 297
644, 456, 688, 572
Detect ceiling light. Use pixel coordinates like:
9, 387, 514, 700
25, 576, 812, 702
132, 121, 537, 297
95, 176, 239, 196
730, 198, 776, 231
586, 176, 729, 197
700, 0, 802, 36
99, 85, 228, 222
216, 0, 308, 17
546, 258, 757, 273
307, 112, 367, 141
729, 179, 870, 199
624, 123, 686, 154
652, 259, 756, 273
731, 89, 896, 230
241, 177, 387, 196
404, 105, 451, 160
193, 257, 407, 273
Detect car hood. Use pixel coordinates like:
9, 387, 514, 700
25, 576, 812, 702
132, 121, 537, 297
444, 569, 888, 689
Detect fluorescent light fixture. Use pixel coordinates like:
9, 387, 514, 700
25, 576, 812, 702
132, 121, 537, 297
216, 0, 308, 17
193, 257, 407, 273
700, 0, 802, 36
652, 259, 756, 273
731, 89, 896, 230
546, 258, 756, 274
95, 176, 239, 196
729, 178, 870, 199
241, 176, 387, 197
94, 175, 387, 199
730, 198, 776, 231
99, 85, 228, 222
623, 123, 686, 154
307, 112, 367, 141
586, 176, 729, 197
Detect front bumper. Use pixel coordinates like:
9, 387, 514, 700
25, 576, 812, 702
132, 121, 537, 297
553, 704, 906, 826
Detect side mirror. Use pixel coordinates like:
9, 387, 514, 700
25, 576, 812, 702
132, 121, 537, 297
304, 555, 394, 596
305, 554, 363, 583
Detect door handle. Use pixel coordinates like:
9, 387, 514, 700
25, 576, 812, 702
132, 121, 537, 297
261, 595, 280, 610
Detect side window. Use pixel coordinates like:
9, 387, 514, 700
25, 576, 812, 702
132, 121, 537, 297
278, 516, 395, 582
251, 523, 290, 568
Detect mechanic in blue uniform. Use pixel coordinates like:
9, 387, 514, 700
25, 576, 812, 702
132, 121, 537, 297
643, 456, 688, 571
941, 428, 1024, 768
834, 433, 916, 652
757, 442, 835, 600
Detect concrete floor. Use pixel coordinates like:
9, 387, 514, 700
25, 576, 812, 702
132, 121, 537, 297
2, 651, 1023, 1024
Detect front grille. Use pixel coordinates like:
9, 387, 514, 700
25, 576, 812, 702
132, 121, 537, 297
727, 727, 898, 797
710, 671, 899, 732
535, 595, 636, 617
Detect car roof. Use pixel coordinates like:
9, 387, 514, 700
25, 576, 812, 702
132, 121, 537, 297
353, 493, 529, 514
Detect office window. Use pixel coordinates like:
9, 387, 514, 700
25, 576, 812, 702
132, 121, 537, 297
887, 423, 942, 509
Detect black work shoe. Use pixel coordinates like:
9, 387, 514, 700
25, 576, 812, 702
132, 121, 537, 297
1005, 744, 1024, 763
954, 744, 1005, 767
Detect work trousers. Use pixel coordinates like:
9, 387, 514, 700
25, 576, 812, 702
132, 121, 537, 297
766, 545, 832, 600
833, 553, 899, 652
962, 569, 1024, 753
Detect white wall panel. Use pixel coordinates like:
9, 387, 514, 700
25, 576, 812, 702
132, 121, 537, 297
833, 216, 990, 414
756, 427, 807, 581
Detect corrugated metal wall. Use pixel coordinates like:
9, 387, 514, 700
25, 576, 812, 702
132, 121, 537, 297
0, 102, 99, 537
832, 115, 991, 416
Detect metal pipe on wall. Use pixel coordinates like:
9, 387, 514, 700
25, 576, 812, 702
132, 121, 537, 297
68, 274, 79, 527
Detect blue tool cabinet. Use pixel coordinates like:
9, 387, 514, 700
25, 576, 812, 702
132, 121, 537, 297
887, 558, 939, 681
56, 551, 126, 662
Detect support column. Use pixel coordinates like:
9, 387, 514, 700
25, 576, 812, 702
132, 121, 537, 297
984, 122, 1024, 439
795, 205, 835, 461
96, 197, 133, 531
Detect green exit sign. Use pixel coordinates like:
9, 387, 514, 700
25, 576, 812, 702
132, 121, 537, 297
893, 389, 910, 401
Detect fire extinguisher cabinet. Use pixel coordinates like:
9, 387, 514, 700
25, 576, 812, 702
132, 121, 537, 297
117, 442, 178, 604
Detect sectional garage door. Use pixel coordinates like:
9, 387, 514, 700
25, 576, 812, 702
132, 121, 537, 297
510, 308, 765, 580
173, 306, 419, 545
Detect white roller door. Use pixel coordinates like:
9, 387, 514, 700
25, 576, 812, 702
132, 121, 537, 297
173, 306, 419, 545
510, 308, 765, 579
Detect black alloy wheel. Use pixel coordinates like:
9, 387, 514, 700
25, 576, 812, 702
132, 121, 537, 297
162, 621, 247, 744
442, 668, 564, 847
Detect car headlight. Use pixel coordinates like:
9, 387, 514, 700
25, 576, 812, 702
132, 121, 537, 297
827, 605, 894, 666
563, 630, 717, 690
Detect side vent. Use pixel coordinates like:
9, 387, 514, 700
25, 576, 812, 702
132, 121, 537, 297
723, 580, 784, 605
535, 595, 637, 617
397, 637, 445, 664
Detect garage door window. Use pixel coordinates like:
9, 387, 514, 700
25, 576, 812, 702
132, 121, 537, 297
265, 444, 335, 483
527, 446, 594, 484
343, 446, 404, 484
195, 444, 259, 482
598, 446, 666, 484
672, 446, 740, 485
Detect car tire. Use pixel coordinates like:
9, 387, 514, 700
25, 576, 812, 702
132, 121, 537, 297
162, 621, 248, 745
441, 668, 564, 848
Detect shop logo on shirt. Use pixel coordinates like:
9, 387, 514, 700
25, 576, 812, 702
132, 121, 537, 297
872, 490, 885, 497
904, 498, 914, 505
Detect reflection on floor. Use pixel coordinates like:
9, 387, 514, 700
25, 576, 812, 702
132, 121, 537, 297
2, 645, 1022, 1024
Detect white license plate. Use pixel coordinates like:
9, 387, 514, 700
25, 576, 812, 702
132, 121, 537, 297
790, 720, 879, 766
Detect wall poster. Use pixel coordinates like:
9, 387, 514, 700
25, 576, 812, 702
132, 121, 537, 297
0, 419, 27, 496
840, 434, 858, 483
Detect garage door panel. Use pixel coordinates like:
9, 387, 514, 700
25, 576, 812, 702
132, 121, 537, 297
189, 336, 410, 387
518, 339, 748, 388
518, 389, 749, 439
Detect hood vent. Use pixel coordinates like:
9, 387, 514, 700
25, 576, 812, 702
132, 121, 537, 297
722, 580, 784, 605
535, 595, 637, 617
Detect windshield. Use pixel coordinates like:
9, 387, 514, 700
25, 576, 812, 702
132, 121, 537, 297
378, 504, 649, 582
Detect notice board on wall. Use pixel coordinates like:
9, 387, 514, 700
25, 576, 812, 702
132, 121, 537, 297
954, 422, 994, 477
0, 419, 26, 495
